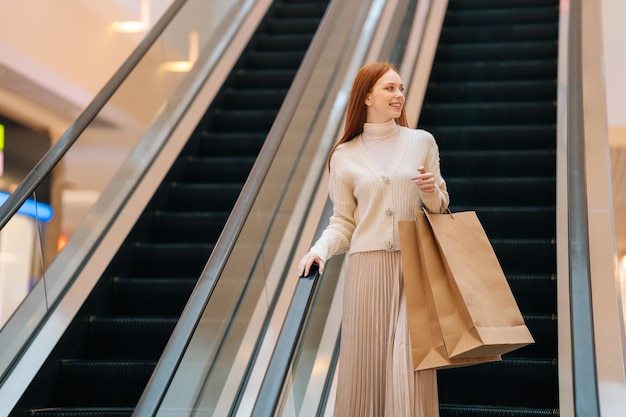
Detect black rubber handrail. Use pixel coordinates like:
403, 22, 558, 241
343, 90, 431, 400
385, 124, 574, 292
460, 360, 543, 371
0, 0, 187, 231
249, 197, 332, 417
566, 0, 600, 415
250, 264, 322, 417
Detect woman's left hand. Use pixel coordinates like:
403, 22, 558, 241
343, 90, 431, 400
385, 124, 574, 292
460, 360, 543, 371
411, 166, 436, 193
297, 252, 325, 277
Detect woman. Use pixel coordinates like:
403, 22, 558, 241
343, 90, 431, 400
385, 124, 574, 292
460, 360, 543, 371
297, 62, 449, 417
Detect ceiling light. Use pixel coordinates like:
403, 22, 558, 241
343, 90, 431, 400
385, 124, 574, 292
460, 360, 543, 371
112, 0, 150, 33
111, 21, 148, 33
163, 31, 199, 72
162, 61, 194, 72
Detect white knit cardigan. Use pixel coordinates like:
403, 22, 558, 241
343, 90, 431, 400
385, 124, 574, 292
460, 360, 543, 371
309, 122, 449, 262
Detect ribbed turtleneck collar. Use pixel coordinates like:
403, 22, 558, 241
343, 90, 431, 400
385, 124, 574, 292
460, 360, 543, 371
362, 119, 399, 143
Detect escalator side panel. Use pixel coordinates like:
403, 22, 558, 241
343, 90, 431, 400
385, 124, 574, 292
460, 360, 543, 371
10, 1, 331, 416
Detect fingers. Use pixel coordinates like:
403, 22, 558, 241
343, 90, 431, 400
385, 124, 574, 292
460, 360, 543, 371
316, 259, 325, 275
411, 167, 436, 193
297, 253, 324, 277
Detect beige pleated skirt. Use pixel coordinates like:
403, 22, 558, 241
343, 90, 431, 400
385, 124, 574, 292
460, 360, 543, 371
332, 250, 439, 417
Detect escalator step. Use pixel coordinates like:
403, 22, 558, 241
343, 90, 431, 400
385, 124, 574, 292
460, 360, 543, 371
429, 125, 556, 151
447, 0, 557, 9
446, 177, 555, 206
458, 206, 556, 239
425, 80, 556, 103
131, 242, 213, 277
151, 211, 229, 243
164, 182, 243, 211
221, 88, 288, 109
440, 404, 558, 417
29, 408, 133, 417
111, 277, 196, 316
442, 149, 556, 177
183, 156, 256, 182
265, 18, 321, 34
514, 314, 557, 359
438, 358, 558, 408
210, 109, 279, 132
256, 34, 316, 51
274, 2, 328, 19
244, 50, 306, 69
195, 132, 266, 157
86, 317, 177, 360
435, 41, 557, 62
421, 102, 556, 126
229, 69, 297, 89
440, 23, 557, 43
445, 7, 558, 26
430, 60, 557, 82
507, 274, 556, 315
491, 238, 556, 275
59, 360, 156, 407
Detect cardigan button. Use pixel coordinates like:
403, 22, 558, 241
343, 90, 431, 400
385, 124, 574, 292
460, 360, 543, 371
387, 241, 394, 250
383, 176, 391, 184
386, 208, 393, 216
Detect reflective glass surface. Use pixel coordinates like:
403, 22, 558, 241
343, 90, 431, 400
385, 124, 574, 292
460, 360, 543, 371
0, 0, 247, 382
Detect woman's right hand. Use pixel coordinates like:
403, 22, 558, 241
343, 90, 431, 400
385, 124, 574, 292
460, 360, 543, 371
297, 253, 325, 277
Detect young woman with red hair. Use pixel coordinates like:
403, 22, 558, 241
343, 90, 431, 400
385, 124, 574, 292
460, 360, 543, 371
298, 62, 449, 416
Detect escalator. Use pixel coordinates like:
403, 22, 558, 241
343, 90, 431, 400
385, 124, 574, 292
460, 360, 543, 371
9, 0, 330, 415
3, 0, 583, 415
418, 0, 559, 415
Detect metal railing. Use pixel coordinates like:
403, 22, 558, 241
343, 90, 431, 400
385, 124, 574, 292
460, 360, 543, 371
0, 0, 187, 230
565, 0, 600, 414
0, 0, 264, 409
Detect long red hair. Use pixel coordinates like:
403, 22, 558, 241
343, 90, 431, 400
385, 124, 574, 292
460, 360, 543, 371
328, 62, 408, 170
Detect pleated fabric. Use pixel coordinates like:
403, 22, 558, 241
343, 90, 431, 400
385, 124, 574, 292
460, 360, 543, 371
332, 250, 439, 417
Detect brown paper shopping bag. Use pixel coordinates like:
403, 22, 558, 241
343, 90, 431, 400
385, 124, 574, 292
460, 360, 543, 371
419, 210, 534, 359
399, 220, 501, 370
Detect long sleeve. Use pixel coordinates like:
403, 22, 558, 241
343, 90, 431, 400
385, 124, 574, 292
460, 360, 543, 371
309, 150, 356, 261
419, 133, 449, 213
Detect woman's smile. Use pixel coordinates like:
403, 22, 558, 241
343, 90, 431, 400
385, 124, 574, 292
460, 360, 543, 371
365, 69, 405, 123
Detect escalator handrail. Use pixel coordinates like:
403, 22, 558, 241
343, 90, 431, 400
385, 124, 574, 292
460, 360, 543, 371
249, 195, 331, 417
131, 0, 344, 414
566, 0, 601, 415
251, 265, 321, 417
0, 0, 188, 230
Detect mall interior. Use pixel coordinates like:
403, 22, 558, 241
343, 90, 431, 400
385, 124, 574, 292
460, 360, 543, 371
0, 0, 625, 416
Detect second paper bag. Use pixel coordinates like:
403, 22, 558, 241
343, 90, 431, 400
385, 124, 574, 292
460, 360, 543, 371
419, 210, 534, 359
399, 220, 500, 370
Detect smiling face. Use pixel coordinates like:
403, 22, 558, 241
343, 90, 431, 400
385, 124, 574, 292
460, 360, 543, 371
364, 69, 405, 124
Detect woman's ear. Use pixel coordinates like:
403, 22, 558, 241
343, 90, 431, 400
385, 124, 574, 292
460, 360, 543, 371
364, 95, 371, 106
